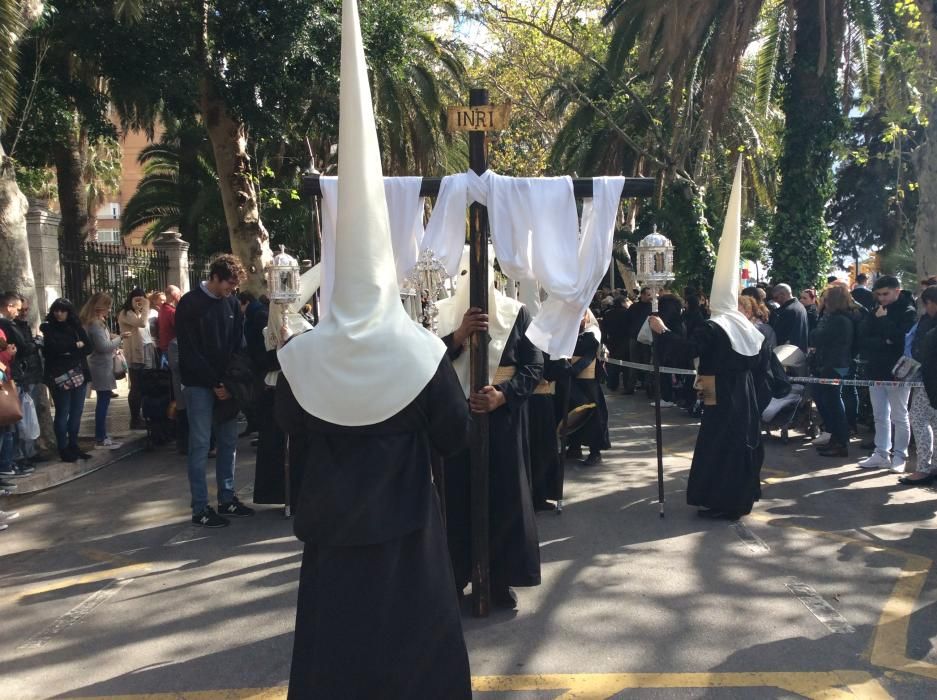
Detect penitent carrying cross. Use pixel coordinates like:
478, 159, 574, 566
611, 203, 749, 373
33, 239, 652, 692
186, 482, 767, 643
301, 88, 654, 618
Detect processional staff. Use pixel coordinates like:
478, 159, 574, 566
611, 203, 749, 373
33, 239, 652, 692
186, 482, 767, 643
635, 229, 676, 518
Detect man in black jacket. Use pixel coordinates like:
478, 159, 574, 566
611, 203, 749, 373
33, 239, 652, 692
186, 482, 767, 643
600, 296, 630, 391
851, 273, 875, 312
624, 288, 652, 394
771, 284, 809, 351
857, 276, 917, 472
176, 255, 252, 528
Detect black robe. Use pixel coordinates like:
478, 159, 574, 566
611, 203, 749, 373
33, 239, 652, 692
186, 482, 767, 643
566, 332, 611, 452
276, 357, 472, 700
529, 358, 565, 502
658, 321, 770, 516
443, 306, 543, 590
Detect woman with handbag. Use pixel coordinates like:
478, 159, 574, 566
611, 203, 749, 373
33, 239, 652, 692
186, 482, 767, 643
118, 288, 155, 430
40, 298, 92, 462
80, 293, 124, 451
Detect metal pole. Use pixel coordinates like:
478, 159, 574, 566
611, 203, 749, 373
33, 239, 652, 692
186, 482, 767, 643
651, 288, 665, 518
468, 87, 491, 618
283, 434, 292, 519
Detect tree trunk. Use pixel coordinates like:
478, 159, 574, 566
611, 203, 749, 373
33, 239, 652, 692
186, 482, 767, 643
768, 0, 841, 291
913, 2, 937, 278
53, 116, 90, 247
0, 145, 55, 457
199, 81, 271, 292
913, 116, 937, 278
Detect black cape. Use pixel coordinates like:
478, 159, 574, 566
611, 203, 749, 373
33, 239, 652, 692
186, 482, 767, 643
276, 357, 472, 700
443, 306, 543, 590
566, 332, 611, 452
658, 321, 770, 516
529, 358, 565, 502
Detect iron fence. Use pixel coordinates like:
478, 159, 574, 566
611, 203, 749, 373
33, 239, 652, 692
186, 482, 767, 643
59, 242, 169, 320
187, 253, 214, 292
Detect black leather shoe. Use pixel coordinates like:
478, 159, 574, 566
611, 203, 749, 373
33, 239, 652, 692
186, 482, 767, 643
492, 586, 518, 610
566, 446, 583, 460
698, 508, 740, 521
818, 443, 848, 457
898, 473, 936, 486
582, 452, 602, 466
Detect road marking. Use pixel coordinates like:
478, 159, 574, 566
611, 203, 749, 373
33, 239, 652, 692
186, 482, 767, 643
17, 578, 134, 650
163, 526, 207, 547
751, 513, 937, 682
67, 672, 890, 700
786, 579, 855, 634
731, 521, 771, 553
2, 562, 150, 606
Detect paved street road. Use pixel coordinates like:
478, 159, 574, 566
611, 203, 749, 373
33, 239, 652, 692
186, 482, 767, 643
1, 392, 936, 699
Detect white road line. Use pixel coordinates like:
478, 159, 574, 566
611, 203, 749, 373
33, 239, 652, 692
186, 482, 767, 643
731, 521, 771, 554
786, 579, 855, 634
162, 527, 205, 547
17, 578, 134, 650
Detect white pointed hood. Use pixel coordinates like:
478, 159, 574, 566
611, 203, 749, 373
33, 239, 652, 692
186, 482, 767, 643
277, 0, 444, 426
709, 157, 764, 357
436, 247, 523, 397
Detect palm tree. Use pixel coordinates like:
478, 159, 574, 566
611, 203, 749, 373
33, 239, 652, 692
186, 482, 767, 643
121, 123, 227, 254
369, 12, 466, 176
603, 0, 886, 289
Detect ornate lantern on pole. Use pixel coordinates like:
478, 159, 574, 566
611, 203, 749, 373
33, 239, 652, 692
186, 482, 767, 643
635, 226, 675, 312
635, 226, 675, 519
402, 248, 451, 334
265, 245, 302, 305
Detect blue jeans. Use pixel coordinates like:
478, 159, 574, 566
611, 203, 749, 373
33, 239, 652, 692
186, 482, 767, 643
52, 385, 87, 451
814, 368, 850, 447
0, 427, 13, 470
183, 386, 238, 515
95, 389, 112, 442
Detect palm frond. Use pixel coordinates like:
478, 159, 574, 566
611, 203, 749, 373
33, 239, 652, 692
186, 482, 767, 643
0, 0, 27, 130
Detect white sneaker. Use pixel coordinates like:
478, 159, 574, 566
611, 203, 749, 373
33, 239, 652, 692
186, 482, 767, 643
0, 510, 20, 521
858, 453, 892, 469
0, 522, 7, 531
891, 456, 908, 474
813, 432, 832, 446
95, 438, 123, 450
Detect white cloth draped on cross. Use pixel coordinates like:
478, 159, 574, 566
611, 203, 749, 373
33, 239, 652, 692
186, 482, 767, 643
316, 170, 625, 358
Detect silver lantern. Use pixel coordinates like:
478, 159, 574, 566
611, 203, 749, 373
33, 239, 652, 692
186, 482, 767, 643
402, 248, 451, 334
266, 245, 302, 305
635, 226, 675, 312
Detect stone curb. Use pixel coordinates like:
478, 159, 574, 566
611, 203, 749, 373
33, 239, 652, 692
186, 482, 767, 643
6, 431, 150, 495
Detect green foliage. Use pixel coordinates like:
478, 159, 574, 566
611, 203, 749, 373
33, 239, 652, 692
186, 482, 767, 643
769, 1, 841, 292
0, 0, 27, 130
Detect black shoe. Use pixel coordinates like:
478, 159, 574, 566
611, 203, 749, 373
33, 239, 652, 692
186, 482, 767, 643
492, 586, 518, 610
192, 506, 229, 528
698, 508, 741, 521
566, 446, 583, 459
217, 497, 254, 518
250, 438, 259, 448
898, 473, 936, 486
12, 463, 35, 477
0, 480, 17, 491
582, 452, 602, 466
817, 443, 848, 457
59, 447, 78, 463
534, 499, 556, 512
0, 465, 14, 477
76, 450, 92, 460
130, 419, 146, 431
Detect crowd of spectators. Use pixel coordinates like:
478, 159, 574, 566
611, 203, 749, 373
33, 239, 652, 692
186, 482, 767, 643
590, 271, 937, 486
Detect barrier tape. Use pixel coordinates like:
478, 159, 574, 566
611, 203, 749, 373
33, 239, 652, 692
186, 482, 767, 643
603, 357, 923, 388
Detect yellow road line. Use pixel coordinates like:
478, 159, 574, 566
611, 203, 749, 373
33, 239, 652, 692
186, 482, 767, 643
68, 671, 891, 700
750, 513, 937, 683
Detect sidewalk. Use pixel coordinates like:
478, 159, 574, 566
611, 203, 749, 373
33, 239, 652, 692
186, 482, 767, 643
10, 377, 150, 494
